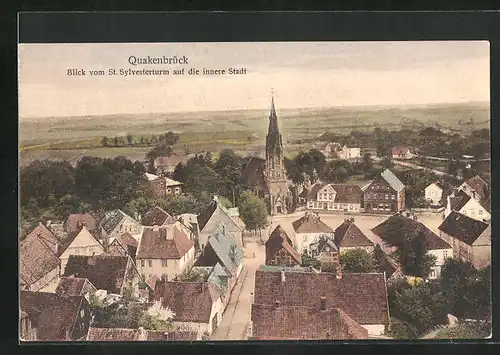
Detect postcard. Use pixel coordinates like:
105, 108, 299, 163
18, 40, 491, 342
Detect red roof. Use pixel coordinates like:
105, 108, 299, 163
251, 304, 369, 340
266, 225, 302, 265
292, 213, 334, 234
392, 146, 410, 155
334, 219, 373, 248
464, 175, 489, 200
253, 270, 389, 325
65, 213, 98, 233
20, 232, 60, 286
137, 226, 194, 260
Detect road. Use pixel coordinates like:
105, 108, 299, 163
393, 160, 458, 178
210, 235, 264, 341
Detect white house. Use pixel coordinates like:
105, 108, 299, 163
424, 182, 445, 206
292, 212, 335, 254
337, 146, 361, 160
306, 183, 363, 213
58, 226, 105, 274
458, 175, 489, 202
136, 225, 195, 281
391, 146, 415, 160
445, 190, 491, 222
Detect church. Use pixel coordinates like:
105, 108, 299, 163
242, 95, 293, 215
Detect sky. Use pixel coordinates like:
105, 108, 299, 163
18, 41, 490, 118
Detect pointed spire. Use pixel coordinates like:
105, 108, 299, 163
268, 90, 279, 135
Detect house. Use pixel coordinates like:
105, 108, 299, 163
337, 146, 362, 160
292, 212, 335, 254
445, 189, 491, 222
195, 222, 244, 280
363, 169, 406, 214
316, 142, 342, 158
145, 172, 183, 197
142, 206, 196, 241
251, 305, 368, 340
106, 232, 139, 260
58, 226, 105, 274
55, 276, 97, 297
65, 213, 98, 234
424, 181, 446, 206
191, 262, 236, 312
308, 237, 341, 275
24, 221, 61, 255
20, 232, 61, 292
63, 254, 142, 296
197, 197, 244, 250
375, 252, 406, 285
86, 327, 198, 341
100, 209, 143, 240
20, 290, 91, 341
298, 185, 309, 206
371, 214, 453, 279
458, 175, 489, 201
153, 280, 224, 338
178, 213, 201, 243
154, 155, 188, 175
334, 218, 374, 253
438, 211, 491, 269
306, 183, 363, 213
391, 146, 414, 159
265, 225, 302, 267
251, 269, 389, 336
136, 225, 195, 281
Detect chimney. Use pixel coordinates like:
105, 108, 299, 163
280, 270, 286, 283
275, 300, 281, 308
320, 297, 326, 311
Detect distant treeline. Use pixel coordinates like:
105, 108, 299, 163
101, 131, 180, 148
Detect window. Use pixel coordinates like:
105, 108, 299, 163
392, 195, 396, 200
430, 269, 436, 278
162, 260, 167, 267
385, 194, 389, 200
479, 210, 483, 215
303, 235, 308, 242
443, 250, 448, 259
141, 260, 145, 267
148, 260, 152, 267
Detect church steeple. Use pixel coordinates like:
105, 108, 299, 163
268, 94, 279, 135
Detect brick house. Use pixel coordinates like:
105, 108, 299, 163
136, 225, 195, 281
292, 212, 335, 254
363, 169, 406, 214
20, 231, 61, 292
334, 218, 374, 253
438, 211, 491, 269
145, 172, 183, 197
251, 269, 389, 337
63, 254, 142, 296
265, 225, 302, 267
153, 280, 224, 338
20, 290, 91, 342
306, 183, 363, 213
371, 214, 453, 279
55, 276, 97, 297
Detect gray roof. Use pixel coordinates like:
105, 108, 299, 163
100, 210, 137, 234
207, 222, 243, 276
309, 237, 338, 254
207, 263, 230, 295
380, 169, 405, 192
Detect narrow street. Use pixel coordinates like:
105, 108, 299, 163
210, 236, 265, 341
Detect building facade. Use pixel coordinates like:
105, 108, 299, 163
363, 169, 405, 214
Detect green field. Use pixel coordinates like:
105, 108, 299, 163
19, 102, 490, 166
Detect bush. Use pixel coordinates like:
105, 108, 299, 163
386, 321, 419, 339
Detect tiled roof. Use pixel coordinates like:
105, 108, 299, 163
253, 270, 389, 325
334, 220, 373, 248
154, 155, 187, 167
438, 211, 490, 246
20, 290, 87, 341
371, 214, 451, 250
100, 210, 138, 235
146, 330, 198, 341
330, 184, 363, 204
464, 175, 489, 200
55, 277, 96, 296
449, 190, 472, 211
292, 213, 334, 234
199, 222, 243, 276
65, 213, 98, 233
63, 255, 130, 294
306, 182, 326, 200
380, 169, 405, 192
251, 304, 369, 340
309, 237, 338, 254
153, 281, 214, 323
376, 253, 402, 280
20, 233, 60, 286
137, 226, 194, 260
142, 207, 172, 227
117, 232, 139, 248
25, 222, 61, 252
266, 225, 302, 265
87, 327, 146, 341
259, 265, 316, 273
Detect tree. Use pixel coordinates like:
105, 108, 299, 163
238, 191, 269, 232
145, 144, 173, 172
380, 157, 394, 169
160, 131, 180, 146
183, 164, 219, 194
101, 136, 109, 147
126, 134, 133, 146
137, 301, 176, 332
361, 152, 374, 174
214, 149, 244, 202
301, 252, 321, 269
339, 248, 375, 273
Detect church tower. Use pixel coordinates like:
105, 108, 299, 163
265, 94, 291, 215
